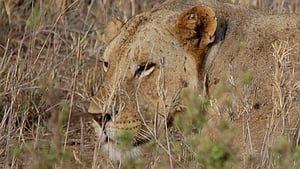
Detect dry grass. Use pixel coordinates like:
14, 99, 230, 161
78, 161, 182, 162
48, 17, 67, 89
261, 41, 299, 168
0, 0, 299, 168
223, 0, 300, 13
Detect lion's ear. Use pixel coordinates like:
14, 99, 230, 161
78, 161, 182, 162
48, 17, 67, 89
102, 17, 123, 44
175, 5, 217, 50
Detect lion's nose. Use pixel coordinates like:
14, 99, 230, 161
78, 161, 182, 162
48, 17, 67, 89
91, 113, 111, 127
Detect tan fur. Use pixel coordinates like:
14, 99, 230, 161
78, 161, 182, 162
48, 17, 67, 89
88, 4, 217, 161
102, 17, 123, 44
176, 5, 217, 50
88, 1, 300, 166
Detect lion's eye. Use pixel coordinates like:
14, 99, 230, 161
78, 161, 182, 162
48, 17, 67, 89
135, 62, 156, 77
189, 13, 195, 19
103, 62, 109, 72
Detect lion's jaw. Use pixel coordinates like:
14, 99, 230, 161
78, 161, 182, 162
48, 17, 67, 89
91, 119, 143, 161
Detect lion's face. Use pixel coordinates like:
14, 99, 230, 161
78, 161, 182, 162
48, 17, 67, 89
88, 4, 217, 161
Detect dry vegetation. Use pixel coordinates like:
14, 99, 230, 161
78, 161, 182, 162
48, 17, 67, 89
0, 0, 299, 169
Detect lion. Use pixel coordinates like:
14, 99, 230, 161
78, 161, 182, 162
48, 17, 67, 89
88, 0, 300, 165
88, 1, 220, 161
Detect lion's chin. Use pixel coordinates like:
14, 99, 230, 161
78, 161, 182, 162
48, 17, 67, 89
91, 119, 143, 162
102, 142, 143, 162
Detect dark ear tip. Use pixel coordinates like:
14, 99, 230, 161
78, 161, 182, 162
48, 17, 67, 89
213, 19, 228, 44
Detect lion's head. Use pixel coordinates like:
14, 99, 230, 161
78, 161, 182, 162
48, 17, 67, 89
88, 4, 220, 161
